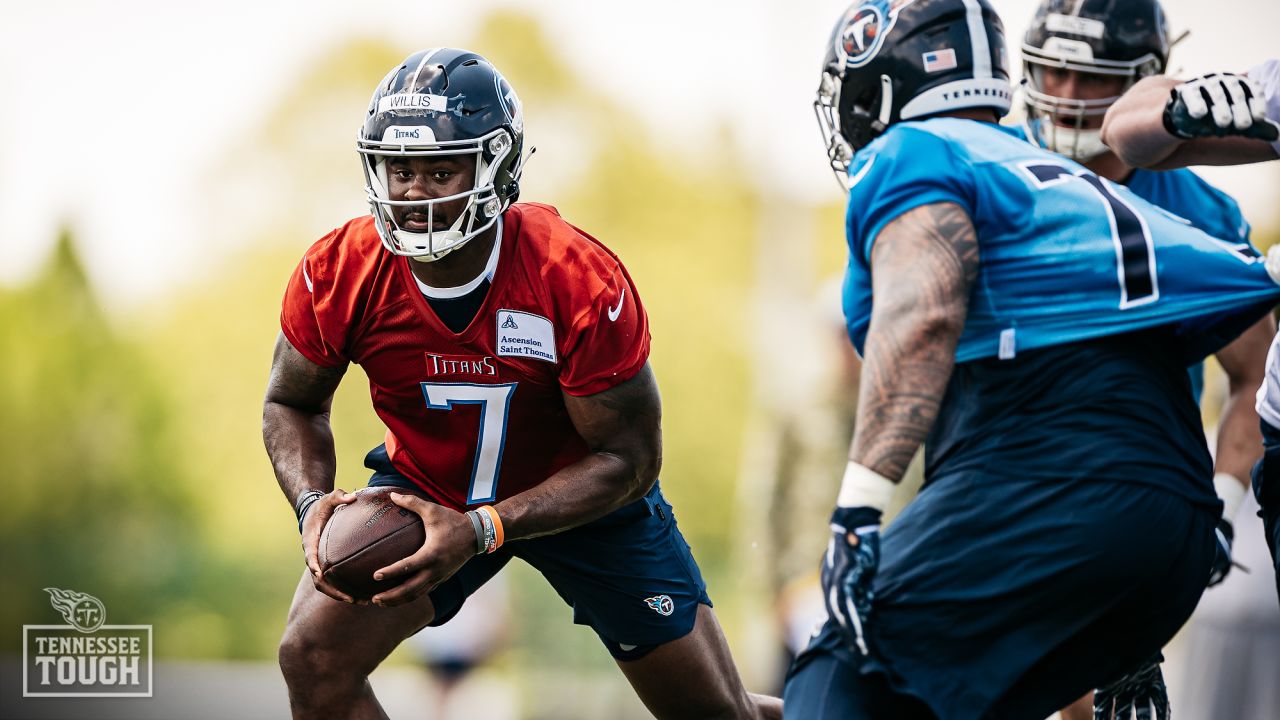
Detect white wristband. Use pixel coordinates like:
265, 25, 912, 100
836, 461, 896, 510
1214, 472, 1246, 522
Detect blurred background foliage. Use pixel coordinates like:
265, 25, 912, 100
0, 9, 1274, 714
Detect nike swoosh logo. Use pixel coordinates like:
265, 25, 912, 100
607, 288, 626, 322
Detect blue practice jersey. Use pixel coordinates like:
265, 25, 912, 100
1008, 124, 1257, 401
1128, 166, 1255, 402
842, 118, 1278, 365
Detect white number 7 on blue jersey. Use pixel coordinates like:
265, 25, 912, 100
421, 382, 517, 504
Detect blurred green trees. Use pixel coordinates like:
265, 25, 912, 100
0, 231, 201, 648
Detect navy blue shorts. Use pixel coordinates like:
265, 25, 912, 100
784, 474, 1215, 720
363, 445, 711, 660
1252, 419, 1280, 605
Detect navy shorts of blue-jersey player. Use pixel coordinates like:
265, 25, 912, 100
789, 2, 1280, 720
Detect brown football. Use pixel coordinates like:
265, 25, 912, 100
319, 487, 429, 600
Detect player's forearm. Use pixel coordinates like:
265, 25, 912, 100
1215, 387, 1262, 487
494, 364, 663, 541
1212, 315, 1275, 487
1103, 76, 1280, 168
263, 402, 339, 507
850, 308, 963, 480
1100, 75, 1184, 168
850, 203, 977, 481
263, 334, 347, 508
494, 450, 656, 541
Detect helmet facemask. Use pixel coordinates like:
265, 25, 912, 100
1021, 50, 1159, 162
359, 128, 517, 262
815, 70, 893, 190
1020, 0, 1169, 164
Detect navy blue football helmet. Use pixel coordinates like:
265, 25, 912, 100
1022, 0, 1171, 160
358, 48, 526, 261
816, 0, 1013, 187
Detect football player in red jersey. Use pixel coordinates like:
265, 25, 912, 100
263, 48, 782, 720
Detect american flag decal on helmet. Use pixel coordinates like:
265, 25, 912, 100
923, 48, 959, 73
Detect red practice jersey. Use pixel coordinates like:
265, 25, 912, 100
280, 203, 650, 510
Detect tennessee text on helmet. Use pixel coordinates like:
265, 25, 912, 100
358, 48, 528, 262
1021, 0, 1170, 161
816, 0, 1013, 189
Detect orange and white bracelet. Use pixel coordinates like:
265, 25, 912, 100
467, 505, 505, 554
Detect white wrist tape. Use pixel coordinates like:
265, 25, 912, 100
836, 461, 896, 510
1214, 472, 1247, 521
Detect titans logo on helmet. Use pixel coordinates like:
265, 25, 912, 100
834, 0, 921, 68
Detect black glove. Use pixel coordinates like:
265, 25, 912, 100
821, 505, 881, 656
1163, 73, 1280, 142
1094, 654, 1169, 720
1208, 516, 1235, 586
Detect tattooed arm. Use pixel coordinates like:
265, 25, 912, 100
849, 202, 979, 481
263, 332, 348, 507
263, 332, 358, 601
821, 202, 978, 654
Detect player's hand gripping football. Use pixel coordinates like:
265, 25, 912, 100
1163, 73, 1280, 142
821, 506, 882, 656
367, 493, 478, 608
1093, 654, 1169, 720
299, 489, 359, 603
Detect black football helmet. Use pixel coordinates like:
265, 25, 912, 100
358, 48, 526, 261
816, 0, 1012, 187
1022, 0, 1170, 160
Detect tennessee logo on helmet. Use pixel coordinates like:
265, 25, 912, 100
835, 0, 921, 68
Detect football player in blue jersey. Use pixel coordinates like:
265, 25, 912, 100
784, 1, 1280, 719
1020, 3, 1276, 716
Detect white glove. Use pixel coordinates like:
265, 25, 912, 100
1165, 73, 1279, 141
